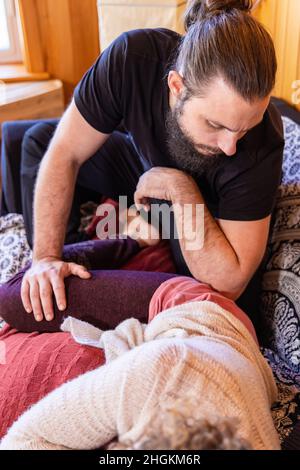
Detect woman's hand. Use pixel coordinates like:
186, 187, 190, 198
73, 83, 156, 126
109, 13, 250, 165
119, 206, 161, 248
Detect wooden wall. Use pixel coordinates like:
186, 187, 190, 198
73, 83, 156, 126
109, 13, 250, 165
253, 0, 300, 110
16, 0, 300, 110
18, 0, 100, 105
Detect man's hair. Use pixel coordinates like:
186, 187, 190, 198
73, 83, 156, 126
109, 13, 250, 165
107, 395, 251, 450
172, 0, 277, 102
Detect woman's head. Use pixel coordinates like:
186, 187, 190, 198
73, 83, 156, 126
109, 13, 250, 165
165, 0, 276, 174
108, 395, 251, 450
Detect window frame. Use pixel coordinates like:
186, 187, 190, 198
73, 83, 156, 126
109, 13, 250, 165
0, 0, 22, 64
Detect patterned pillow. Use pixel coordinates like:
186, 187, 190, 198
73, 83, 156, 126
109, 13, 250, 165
281, 117, 300, 185
0, 214, 31, 286
260, 117, 300, 370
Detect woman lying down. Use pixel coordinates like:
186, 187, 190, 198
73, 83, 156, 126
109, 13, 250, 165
0, 235, 280, 450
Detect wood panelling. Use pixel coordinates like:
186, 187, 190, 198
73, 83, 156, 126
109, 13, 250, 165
17, 1, 299, 109
0, 80, 64, 136
18, 0, 46, 73
48, 0, 100, 103
254, 0, 300, 110
18, 0, 100, 105
0, 64, 49, 82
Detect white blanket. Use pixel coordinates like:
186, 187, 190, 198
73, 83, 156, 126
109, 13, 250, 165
0, 300, 280, 450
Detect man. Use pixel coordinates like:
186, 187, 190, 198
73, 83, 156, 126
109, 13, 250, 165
17, 1, 284, 325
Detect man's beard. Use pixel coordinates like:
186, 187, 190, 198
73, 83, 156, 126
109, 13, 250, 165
165, 105, 229, 179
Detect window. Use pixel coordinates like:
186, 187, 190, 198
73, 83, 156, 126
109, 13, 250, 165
0, 0, 22, 63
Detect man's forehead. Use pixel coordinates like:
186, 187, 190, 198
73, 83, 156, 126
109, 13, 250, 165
184, 78, 270, 124
188, 96, 270, 133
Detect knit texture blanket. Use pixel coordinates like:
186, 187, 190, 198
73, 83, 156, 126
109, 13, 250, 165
0, 300, 280, 450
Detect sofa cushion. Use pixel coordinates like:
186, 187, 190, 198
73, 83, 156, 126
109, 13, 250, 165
0, 214, 31, 286
259, 116, 300, 370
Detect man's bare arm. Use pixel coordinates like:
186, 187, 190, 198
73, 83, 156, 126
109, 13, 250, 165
21, 99, 111, 322
134, 167, 270, 301
33, 99, 110, 260
171, 181, 270, 300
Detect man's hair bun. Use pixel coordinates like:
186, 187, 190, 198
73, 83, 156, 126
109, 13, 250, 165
184, 0, 253, 30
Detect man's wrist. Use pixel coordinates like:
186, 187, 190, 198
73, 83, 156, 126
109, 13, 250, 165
32, 254, 62, 264
169, 175, 202, 204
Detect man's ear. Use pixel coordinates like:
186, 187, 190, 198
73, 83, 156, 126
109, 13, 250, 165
168, 70, 185, 100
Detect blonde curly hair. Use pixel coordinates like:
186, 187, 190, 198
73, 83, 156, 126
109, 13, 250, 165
107, 395, 251, 450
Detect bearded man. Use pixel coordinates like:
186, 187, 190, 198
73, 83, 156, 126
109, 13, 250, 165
5, 0, 284, 326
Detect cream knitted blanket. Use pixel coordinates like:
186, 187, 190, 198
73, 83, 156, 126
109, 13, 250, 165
0, 300, 280, 450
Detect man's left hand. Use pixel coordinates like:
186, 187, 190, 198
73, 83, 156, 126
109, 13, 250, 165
134, 167, 196, 211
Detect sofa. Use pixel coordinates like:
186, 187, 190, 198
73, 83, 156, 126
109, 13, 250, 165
0, 97, 299, 449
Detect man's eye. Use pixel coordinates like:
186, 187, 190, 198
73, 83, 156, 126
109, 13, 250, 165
207, 121, 222, 130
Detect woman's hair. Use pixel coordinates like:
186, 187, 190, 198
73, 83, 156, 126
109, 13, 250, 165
107, 396, 251, 450
172, 0, 276, 102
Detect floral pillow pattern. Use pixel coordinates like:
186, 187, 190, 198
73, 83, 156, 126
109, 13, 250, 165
260, 117, 300, 371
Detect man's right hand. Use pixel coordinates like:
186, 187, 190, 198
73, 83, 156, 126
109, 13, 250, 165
21, 258, 91, 322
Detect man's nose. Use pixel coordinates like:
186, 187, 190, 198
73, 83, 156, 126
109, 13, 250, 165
217, 132, 239, 156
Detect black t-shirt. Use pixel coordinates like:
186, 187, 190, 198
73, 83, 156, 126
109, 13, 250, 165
74, 27, 285, 221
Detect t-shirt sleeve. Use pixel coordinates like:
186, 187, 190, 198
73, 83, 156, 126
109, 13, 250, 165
74, 34, 126, 134
216, 142, 284, 221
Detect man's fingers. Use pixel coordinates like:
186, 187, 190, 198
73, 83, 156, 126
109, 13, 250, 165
20, 261, 90, 322
29, 281, 44, 322
39, 278, 54, 321
134, 190, 145, 210
134, 192, 149, 212
134, 193, 143, 211
51, 277, 67, 312
69, 263, 91, 279
21, 279, 32, 313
